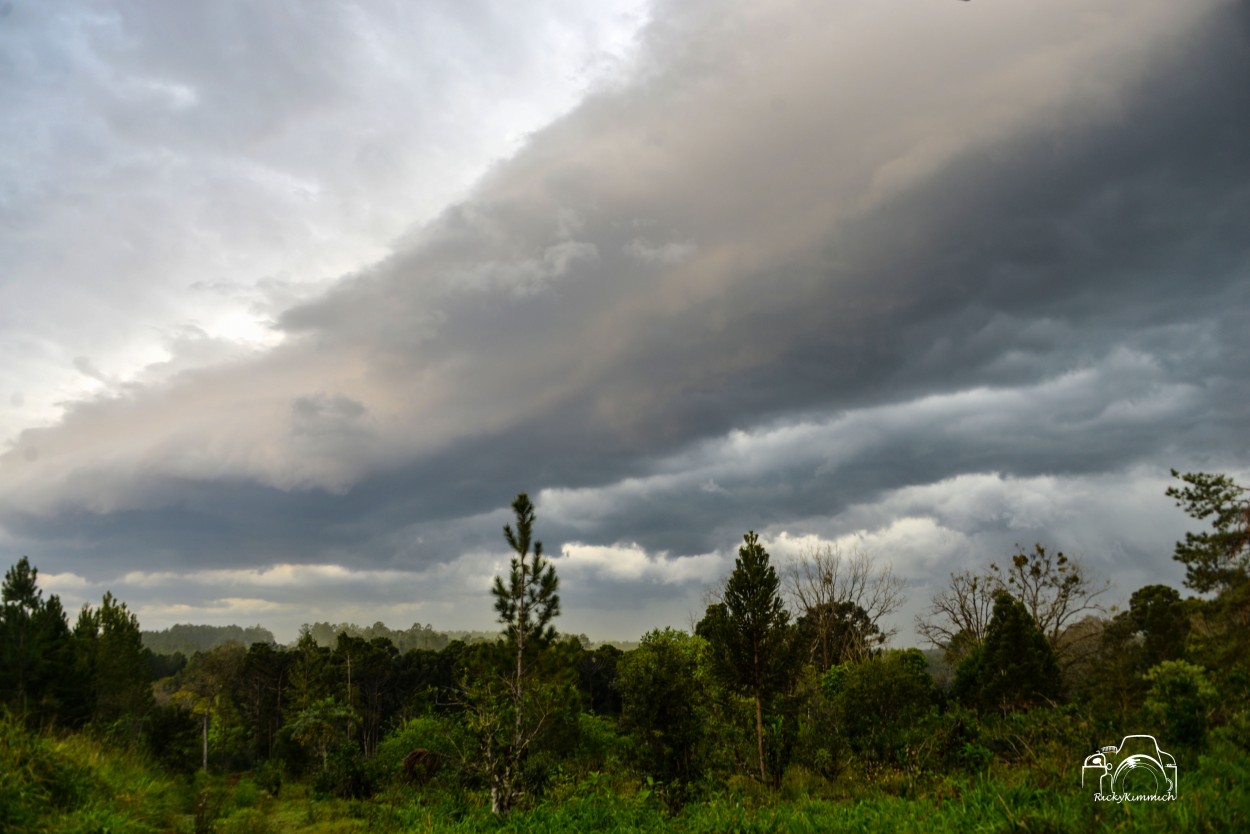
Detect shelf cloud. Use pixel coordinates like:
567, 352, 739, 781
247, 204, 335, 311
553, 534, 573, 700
2, 0, 1247, 642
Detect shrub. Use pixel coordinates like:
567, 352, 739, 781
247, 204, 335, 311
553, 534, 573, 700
1144, 660, 1218, 748
375, 714, 465, 785
571, 711, 629, 777
143, 704, 200, 775
826, 649, 935, 764
251, 759, 282, 798
956, 742, 993, 773
616, 628, 712, 788
308, 744, 367, 799
216, 806, 273, 834
232, 777, 261, 809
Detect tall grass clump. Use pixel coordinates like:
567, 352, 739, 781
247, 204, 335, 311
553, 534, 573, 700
0, 710, 183, 833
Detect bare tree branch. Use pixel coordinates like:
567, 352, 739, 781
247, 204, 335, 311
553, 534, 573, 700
784, 544, 906, 666
990, 544, 1110, 643
915, 570, 996, 654
917, 545, 1109, 670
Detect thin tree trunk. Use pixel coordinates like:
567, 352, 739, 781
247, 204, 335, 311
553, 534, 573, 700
755, 646, 766, 784
755, 690, 766, 783
202, 712, 209, 772
16, 615, 27, 718
510, 557, 527, 813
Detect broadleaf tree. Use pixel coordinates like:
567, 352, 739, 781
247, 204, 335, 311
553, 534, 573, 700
989, 544, 1109, 643
916, 570, 996, 666
616, 628, 710, 793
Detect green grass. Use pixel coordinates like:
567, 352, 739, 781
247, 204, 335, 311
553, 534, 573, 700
1, 712, 184, 833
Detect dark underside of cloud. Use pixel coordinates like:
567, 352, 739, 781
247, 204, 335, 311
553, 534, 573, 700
2, 1, 1248, 599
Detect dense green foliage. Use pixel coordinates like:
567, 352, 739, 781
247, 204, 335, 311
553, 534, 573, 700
616, 628, 710, 791
2, 470, 1248, 831
4, 708, 1249, 833
954, 592, 1061, 712
697, 531, 794, 786
823, 649, 934, 764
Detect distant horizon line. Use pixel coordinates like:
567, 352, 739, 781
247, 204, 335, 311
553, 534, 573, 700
138, 619, 644, 651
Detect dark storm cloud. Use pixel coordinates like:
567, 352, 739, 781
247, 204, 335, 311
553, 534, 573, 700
273, 0, 1249, 555
2, 0, 1247, 639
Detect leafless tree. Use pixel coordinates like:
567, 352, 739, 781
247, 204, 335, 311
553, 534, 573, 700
688, 574, 729, 633
917, 544, 1109, 668
783, 544, 906, 666
915, 570, 997, 661
989, 544, 1110, 643
1052, 614, 1107, 686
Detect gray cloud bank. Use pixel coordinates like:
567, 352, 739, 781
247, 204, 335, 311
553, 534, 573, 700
3, 0, 1248, 641
0, 0, 645, 441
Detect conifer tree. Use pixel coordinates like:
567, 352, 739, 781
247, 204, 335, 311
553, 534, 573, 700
477, 492, 561, 814
955, 591, 1060, 712
494, 493, 560, 696
1167, 469, 1250, 593
92, 592, 155, 737
698, 531, 792, 784
0, 557, 78, 725
1, 557, 45, 715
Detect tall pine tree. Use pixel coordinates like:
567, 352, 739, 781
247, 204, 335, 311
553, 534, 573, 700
476, 492, 561, 814
0, 557, 78, 726
698, 531, 792, 784
1167, 469, 1250, 593
1, 557, 45, 716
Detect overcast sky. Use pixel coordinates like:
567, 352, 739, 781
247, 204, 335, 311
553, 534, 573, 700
2, 0, 1247, 645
